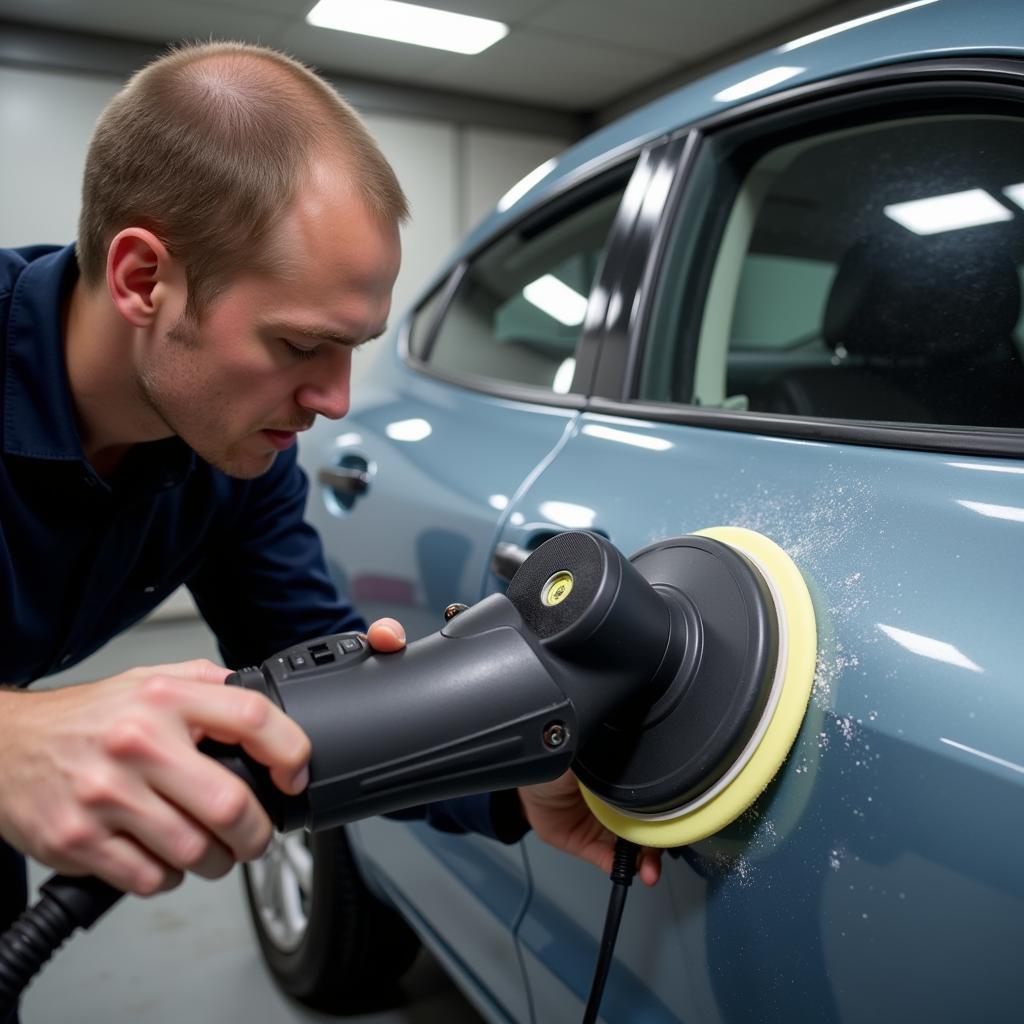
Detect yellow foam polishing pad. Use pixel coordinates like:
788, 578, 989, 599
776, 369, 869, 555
579, 527, 816, 848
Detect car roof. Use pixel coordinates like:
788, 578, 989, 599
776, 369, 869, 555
445, 0, 1023, 275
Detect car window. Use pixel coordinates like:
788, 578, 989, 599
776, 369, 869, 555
642, 114, 1024, 429
424, 185, 627, 394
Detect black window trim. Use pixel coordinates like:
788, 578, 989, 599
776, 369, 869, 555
598, 56, 1024, 460
397, 144, 659, 407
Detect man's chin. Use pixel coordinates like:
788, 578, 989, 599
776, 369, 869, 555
195, 445, 279, 479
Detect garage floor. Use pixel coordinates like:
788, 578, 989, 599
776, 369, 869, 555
23, 617, 485, 1024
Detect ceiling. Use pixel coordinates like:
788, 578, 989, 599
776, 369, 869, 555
0, 0, 888, 117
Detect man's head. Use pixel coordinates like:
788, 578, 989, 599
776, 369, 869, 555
79, 41, 407, 319
76, 43, 405, 478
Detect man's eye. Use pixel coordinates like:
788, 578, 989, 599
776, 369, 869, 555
281, 340, 317, 362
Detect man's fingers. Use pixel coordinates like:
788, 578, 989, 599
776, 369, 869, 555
134, 659, 231, 685
366, 617, 406, 652
135, 737, 273, 863
98, 776, 236, 880
76, 834, 184, 897
135, 674, 311, 795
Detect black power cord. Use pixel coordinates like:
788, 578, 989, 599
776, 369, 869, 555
581, 837, 640, 1024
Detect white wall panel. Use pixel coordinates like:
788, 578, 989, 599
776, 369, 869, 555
463, 126, 566, 234
0, 66, 118, 246
360, 112, 460, 321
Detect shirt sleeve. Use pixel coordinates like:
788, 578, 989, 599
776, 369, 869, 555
186, 447, 364, 668
386, 790, 530, 845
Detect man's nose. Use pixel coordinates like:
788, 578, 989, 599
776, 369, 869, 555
295, 352, 351, 420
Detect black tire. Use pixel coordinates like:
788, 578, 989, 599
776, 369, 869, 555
242, 825, 421, 1014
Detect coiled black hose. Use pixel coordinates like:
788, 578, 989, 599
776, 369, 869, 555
0, 875, 123, 1017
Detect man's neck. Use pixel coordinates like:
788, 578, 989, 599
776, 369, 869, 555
63, 279, 171, 476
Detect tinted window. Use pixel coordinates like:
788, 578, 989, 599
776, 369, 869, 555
643, 114, 1024, 428
426, 186, 626, 394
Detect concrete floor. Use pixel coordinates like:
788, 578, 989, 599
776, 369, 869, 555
22, 617, 485, 1024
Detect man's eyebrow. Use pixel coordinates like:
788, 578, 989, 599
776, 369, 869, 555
271, 322, 388, 346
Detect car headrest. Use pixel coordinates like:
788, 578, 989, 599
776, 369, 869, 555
823, 234, 1021, 362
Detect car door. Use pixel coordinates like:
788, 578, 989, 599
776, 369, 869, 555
499, 63, 1024, 1023
299, 164, 638, 1022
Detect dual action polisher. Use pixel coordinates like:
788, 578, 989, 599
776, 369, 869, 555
0, 527, 816, 1015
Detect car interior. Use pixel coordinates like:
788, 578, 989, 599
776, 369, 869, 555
702, 114, 1024, 428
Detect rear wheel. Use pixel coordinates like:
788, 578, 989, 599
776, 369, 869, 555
243, 825, 421, 1013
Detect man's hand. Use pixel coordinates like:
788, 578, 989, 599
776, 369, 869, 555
518, 772, 663, 886
0, 659, 310, 897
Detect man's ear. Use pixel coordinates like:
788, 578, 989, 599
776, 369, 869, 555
106, 228, 182, 328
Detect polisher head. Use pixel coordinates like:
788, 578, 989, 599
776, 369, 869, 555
577, 527, 817, 848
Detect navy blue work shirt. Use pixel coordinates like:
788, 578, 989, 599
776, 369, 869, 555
0, 244, 527, 928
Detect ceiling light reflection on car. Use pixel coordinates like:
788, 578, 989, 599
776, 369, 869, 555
552, 358, 576, 394
488, 494, 509, 510
883, 188, 1013, 235
538, 500, 596, 529
778, 0, 939, 53
306, 0, 508, 55
939, 738, 1024, 777
877, 623, 983, 673
1002, 183, 1024, 210
712, 66, 805, 103
523, 275, 588, 326
384, 417, 432, 442
497, 158, 558, 212
581, 423, 673, 451
957, 499, 1024, 523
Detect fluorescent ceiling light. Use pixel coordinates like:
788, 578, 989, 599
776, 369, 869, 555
497, 158, 557, 212
883, 188, 1012, 235
713, 66, 805, 103
523, 274, 588, 326
779, 0, 940, 53
307, 0, 508, 55
1002, 182, 1024, 210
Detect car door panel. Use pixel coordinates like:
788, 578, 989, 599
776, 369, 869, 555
496, 413, 1024, 1022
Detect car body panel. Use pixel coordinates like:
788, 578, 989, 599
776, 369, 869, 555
492, 413, 1024, 1021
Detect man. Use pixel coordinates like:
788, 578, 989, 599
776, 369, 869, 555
0, 39, 659, 1002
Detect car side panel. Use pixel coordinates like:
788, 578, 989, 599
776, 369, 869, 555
497, 413, 1024, 1023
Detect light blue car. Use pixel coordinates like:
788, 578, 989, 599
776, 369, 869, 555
246, 1, 1024, 1020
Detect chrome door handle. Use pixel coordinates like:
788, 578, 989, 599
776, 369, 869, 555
490, 542, 531, 583
317, 466, 370, 495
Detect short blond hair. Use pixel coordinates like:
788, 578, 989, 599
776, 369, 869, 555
78, 41, 408, 317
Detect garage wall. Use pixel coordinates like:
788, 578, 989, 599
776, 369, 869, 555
0, 62, 566, 619
0, 63, 566, 319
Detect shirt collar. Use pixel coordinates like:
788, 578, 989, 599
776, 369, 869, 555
2, 243, 195, 491
3, 244, 84, 461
